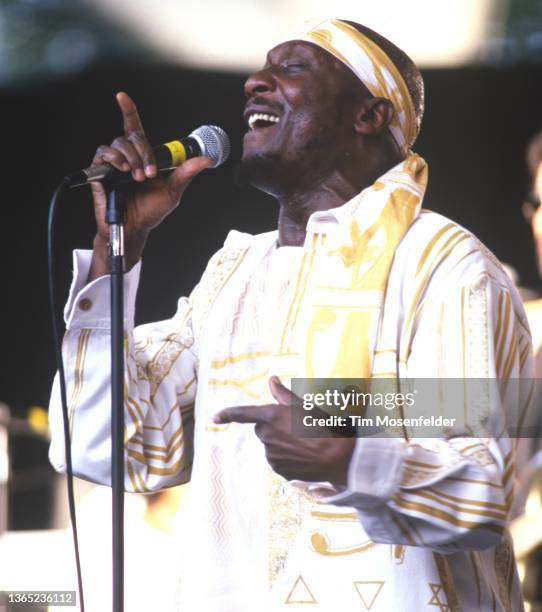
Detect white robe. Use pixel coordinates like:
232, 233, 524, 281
49, 203, 533, 611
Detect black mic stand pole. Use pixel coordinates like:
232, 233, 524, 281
105, 184, 126, 612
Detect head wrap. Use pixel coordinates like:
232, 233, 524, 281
281, 18, 418, 154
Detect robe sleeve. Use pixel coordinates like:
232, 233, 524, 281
48, 250, 199, 491
328, 272, 534, 552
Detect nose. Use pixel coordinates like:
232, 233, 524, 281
244, 67, 275, 98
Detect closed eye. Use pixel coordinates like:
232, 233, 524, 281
281, 62, 307, 72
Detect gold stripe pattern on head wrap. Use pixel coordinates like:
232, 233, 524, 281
282, 18, 417, 154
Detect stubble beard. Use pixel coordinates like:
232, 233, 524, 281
235, 152, 285, 195
235, 134, 325, 196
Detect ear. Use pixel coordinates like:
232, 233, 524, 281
354, 98, 395, 136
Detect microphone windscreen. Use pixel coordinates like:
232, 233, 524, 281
190, 125, 231, 168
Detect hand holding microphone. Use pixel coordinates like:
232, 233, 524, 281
66, 122, 230, 187
85, 92, 229, 280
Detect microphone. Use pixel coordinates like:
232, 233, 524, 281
65, 125, 230, 188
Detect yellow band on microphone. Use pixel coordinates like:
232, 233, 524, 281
165, 140, 187, 166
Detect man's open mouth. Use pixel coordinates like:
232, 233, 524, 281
247, 113, 280, 130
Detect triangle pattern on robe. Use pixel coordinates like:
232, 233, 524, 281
353, 580, 385, 609
285, 575, 318, 604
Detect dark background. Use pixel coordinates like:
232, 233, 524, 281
2, 59, 542, 527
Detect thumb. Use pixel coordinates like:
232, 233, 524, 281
168, 156, 212, 194
269, 376, 297, 406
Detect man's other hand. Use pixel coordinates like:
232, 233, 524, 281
214, 376, 356, 487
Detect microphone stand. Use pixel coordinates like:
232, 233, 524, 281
105, 185, 126, 612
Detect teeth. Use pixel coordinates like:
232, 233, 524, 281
248, 113, 280, 129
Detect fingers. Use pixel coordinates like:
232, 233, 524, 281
93, 144, 129, 172
213, 380, 298, 427
213, 404, 278, 426
92, 92, 211, 190
116, 92, 145, 138
110, 136, 146, 181
128, 130, 157, 177
93, 138, 155, 182
115, 92, 156, 178
89, 181, 107, 208
269, 376, 298, 406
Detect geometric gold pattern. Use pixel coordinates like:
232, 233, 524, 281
311, 531, 375, 556
428, 583, 450, 611
353, 581, 385, 610
285, 575, 318, 604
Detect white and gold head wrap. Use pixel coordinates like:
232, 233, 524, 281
281, 18, 419, 154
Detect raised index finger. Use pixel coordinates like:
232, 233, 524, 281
116, 91, 145, 137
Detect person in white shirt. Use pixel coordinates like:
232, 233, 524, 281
49, 18, 533, 611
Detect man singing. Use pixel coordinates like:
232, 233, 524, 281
49, 18, 533, 610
